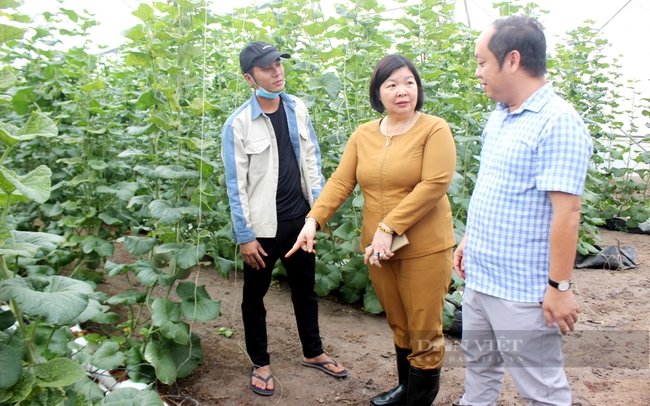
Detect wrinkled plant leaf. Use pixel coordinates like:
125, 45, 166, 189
0, 276, 93, 325
35, 357, 87, 388
176, 281, 221, 322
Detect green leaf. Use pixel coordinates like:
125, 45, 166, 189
127, 195, 153, 208
91, 341, 125, 370
157, 242, 205, 269
155, 165, 200, 179
31, 386, 66, 405
363, 285, 383, 314
0, 343, 21, 389
132, 3, 155, 22
151, 298, 189, 344
98, 387, 165, 405
0, 189, 19, 205
81, 236, 114, 257
0, 71, 16, 90
60, 7, 79, 22
79, 79, 106, 92
62, 387, 93, 406
0, 276, 92, 325
117, 147, 146, 158
98, 211, 122, 225
127, 124, 156, 137
442, 300, 456, 331
164, 332, 204, 379
31, 325, 72, 360
125, 347, 155, 384
187, 97, 215, 115
0, 309, 15, 330
124, 236, 158, 256
147, 113, 179, 131
10, 231, 65, 253
69, 299, 108, 326
176, 281, 221, 322
0, 23, 25, 43
0, 368, 34, 404
104, 260, 128, 277
149, 200, 199, 225
106, 290, 146, 306
0, 241, 38, 257
339, 285, 362, 304
0, 1, 21, 10
133, 165, 160, 179
331, 220, 356, 240
126, 52, 151, 67
314, 262, 340, 296
90, 311, 120, 324
0, 224, 10, 242
179, 137, 216, 151
0, 165, 51, 203
132, 259, 161, 286
97, 181, 138, 201
340, 256, 369, 289
88, 160, 108, 170
122, 26, 146, 41
144, 341, 177, 385
321, 72, 343, 100
35, 358, 86, 388
449, 272, 465, 290
214, 255, 235, 279
352, 193, 364, 209
18, 111, 58, 141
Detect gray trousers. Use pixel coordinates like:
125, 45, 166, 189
457, 288, 571, 406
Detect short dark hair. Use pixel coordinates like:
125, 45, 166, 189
369, 55, 424, 114
489, 15, 547, 77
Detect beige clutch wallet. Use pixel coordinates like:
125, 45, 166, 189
391, 233, 409, 252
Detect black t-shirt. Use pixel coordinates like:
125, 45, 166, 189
267, 99, 310, 221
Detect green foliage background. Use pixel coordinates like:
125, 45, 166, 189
0, 0, 648, 398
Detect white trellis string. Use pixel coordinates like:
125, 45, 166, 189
178, 0, 211, 375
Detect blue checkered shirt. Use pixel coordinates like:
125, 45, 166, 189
464, 83, 593, 302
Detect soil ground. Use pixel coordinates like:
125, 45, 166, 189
103, 228, 650, 405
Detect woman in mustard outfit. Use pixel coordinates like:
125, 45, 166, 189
287, 55, 456, 406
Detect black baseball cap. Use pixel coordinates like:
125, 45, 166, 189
239, 42, 291, 73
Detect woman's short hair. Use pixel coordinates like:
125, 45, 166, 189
489, 15, 547, 77
369, 55, 424, 114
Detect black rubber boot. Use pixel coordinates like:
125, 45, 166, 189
370, 346, 412, 406
406, 366, 440, 406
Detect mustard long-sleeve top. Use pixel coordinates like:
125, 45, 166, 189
308, 113, 457, 259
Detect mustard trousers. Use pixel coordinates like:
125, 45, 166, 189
369, 247, 453, 369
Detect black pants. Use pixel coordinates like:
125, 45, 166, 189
242, 217, 323, 367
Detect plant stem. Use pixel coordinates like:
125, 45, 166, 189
9, 298, 37, 365
0, 145, 13, 167
0, 255, 11, 280
2, 194, 11, 224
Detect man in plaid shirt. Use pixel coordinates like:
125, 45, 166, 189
453, 16, 593, 406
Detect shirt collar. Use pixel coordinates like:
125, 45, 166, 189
496, 81, 553, 115
248, 91, 293, 119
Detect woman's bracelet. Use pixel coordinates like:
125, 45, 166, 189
377, 222, 394, 235
305, 217, 319, 229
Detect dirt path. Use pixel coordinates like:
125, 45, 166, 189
105, 228, 650, 405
